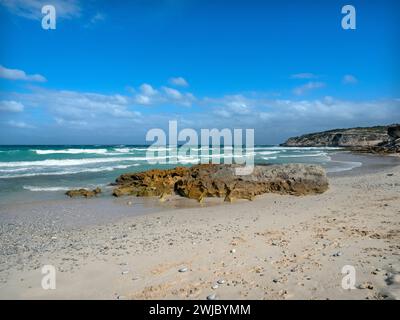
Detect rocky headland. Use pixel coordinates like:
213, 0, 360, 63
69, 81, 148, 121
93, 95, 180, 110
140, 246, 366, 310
281, 124, 400, 154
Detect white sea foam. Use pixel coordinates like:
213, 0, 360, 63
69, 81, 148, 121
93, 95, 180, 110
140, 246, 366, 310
23, 184, 107, 192
0, 156, 156, 168
33, 148, 109, 155
113, 148, 131, 153
257, 151, 280, 155
0, 164, 140, 179
0, 167, 33, 173
177, 158, 200, 164
254, 147, 341, 151
279, 152, 328, 158
23, 186, 75, 192
326, 161, 362, 173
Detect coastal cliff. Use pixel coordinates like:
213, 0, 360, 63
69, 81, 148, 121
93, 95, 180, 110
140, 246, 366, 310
281, 124, 400, 153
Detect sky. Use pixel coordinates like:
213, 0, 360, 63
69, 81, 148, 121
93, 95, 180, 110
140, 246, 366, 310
0, 0, 399, 145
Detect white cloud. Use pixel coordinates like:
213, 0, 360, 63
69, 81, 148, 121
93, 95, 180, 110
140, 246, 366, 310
210, 95, 253, 117
214, 109, 231, 118
90, 12, 105, 24
3, 82, 399, 144
290, 73, 319, 79
0, 100, 24, 112
134, 83, 159, 105
132, 83, 195, 107
169, 77, 189, 87
9, 88, 142, 130
293, 81, 325, 95
7, 120, 35, 129
0, 65, 46, 82
163, 87, 183, 99
140, 83, 158, 96
54, 117, 87, 127
85, 12, 105, 28
163, 87, 195, 107
343, 74, 358, 85
0, 0, 81, 20
201, 94, 400, 131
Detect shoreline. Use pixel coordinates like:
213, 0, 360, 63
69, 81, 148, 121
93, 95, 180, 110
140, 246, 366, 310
0, 153, 399, 299
1, 151, 399, 230
328, 151, 400, 177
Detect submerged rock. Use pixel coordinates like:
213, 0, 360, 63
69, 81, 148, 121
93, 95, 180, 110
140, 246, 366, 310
112, 163, 328, 202
65, 187, 101, 198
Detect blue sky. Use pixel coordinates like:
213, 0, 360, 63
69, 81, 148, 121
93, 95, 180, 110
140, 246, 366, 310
0, 0, 399, 144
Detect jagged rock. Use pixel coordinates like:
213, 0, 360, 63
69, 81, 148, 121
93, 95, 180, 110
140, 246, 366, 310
65, 187, 101, 198
112, 167, 188, 197
112, 164, 328, 202
350, 125, 400, 154
281, 124, 399, 154
388, 125, 400, 139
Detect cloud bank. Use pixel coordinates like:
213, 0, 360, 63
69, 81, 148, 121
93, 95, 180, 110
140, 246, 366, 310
0, 65, 46, 82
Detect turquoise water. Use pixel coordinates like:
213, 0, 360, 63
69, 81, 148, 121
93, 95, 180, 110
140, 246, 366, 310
0, 145, 360, 204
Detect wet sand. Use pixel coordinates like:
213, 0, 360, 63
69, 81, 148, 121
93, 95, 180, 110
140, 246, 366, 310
0, 153, 399, 300
329, 152, 400, 177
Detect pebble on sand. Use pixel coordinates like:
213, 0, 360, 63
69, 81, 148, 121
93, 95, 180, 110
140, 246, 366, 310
217, 279, 225, 285
178, 267, 188, 273
358, 282, 374, 290
207, 293, 217, 300
387, 274, 400, 285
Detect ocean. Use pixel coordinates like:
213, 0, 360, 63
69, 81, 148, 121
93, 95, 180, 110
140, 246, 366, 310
0, 145, 361, 204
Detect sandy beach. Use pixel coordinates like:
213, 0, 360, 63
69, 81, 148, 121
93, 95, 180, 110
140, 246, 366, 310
0, 153, 399, 300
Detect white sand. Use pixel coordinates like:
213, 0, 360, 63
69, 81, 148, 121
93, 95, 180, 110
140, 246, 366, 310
0, 165, 399, 300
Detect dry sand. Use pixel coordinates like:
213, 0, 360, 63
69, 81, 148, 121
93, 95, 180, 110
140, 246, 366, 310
0, 159, 399, 300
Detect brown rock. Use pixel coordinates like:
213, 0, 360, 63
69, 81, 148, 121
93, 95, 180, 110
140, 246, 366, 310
112, 164, 328, 202
112, 167, 189, 197
65, 188, 102, 198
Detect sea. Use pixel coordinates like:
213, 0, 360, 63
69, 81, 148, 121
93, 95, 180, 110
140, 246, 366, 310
0, 145, 362, 204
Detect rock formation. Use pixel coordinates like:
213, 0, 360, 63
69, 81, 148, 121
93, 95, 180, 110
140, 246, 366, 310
113, 167, 188, 198
350, 124, 400, 154
112, 164, 328, 202
281, 124, 399, 154
281, 125, 390, 147
65, 187, 102, 198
